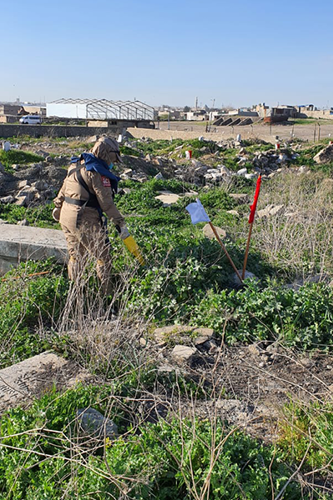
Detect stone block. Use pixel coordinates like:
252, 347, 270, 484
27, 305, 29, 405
0, 352, 91, 413
171, 345, 197, 363
0, 223, 67, 274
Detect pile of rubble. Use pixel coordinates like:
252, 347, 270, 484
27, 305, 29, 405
0, 137, 323, 209
0, 161, 67, 207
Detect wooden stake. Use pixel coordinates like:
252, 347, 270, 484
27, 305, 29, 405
1, 271, 50, 282
242, 222, 253, 279
209, 222, 243, 284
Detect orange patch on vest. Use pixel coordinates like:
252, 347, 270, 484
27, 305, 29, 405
101, 176, 111, 187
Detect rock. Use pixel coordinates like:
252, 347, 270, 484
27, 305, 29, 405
0, 352, 91, 413
76, 408, 118, 440
257, 204, 284, 218
132, 174, 147, 183
245, 173, 257, 180
157, 364, 175, 374
121, 168, 133, 178
153, 325, 193, 344
203, 223, 226, 240
298, 165, 308, 174
171, 345, 197, 363
277, 153, 288, 164
193, 331, 215, 346
314, 145, 333, 164
34, 149, 49, 158
219, 165, 231, 176
155, 193, 180, 206
184, 190, 198, 197
17, 219, 29, 226
15, 196, 28, 207
233, 270, 257, 286
229, 193, 249, 204
300, 357, 315, 369
266, 343, 280, 354
16, 186, 38, 203
237, 168, 247, 176
226, 210, 239, 216
0, 162, 5, 173
139, 338, 147, 347
87, 135, 99, 143
32, 180, 49, 191
0, 195, 15, 204
17, 180, 29, 189
154, 172, 164, 180
204, 169, 224, 183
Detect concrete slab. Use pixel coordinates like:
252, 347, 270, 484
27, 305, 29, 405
155, 193, 180, 206
0, 223, 67, 274
0, 352, 92, 414
203, 223, 226, 240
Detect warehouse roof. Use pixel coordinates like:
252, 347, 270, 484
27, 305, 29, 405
49, 98, 154, 120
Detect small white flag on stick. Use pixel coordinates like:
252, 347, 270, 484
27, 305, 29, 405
185, 198, 243, 284
185, 199, 211, 224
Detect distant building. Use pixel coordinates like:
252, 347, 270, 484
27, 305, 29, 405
47, 98, 155, 121
264, 105, 297, 123
157, 109, 181, 119
0, 104, 21, 116
185, 110, 208, 121
228, 108, 258, 117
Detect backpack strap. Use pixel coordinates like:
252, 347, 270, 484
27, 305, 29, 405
67, 164, 100, 209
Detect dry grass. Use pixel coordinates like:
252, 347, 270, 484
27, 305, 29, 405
235, 171, 333, 280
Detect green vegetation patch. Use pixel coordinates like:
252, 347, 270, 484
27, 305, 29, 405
0, 150, 44, 171
0, 203, 59, 228
0, 384, 303, 500
190, 281, 333, 349
0, 259, 69, 368
279, 400, 333, 474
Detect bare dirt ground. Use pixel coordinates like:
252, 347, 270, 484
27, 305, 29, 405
153, 340, 333, 444
128, 121, 333, 144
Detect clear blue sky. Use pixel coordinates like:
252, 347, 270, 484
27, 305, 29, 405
2, 0, 332, 108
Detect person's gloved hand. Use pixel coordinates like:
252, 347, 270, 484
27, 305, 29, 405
119, 225, 130, 240
52, 207, 61, 221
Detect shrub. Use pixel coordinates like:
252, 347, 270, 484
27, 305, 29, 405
0, 384, 303, 499
0, 260, 69, 368
191, 281, 333, 349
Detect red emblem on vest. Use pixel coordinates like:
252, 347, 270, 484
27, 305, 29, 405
101, 176, 111, 187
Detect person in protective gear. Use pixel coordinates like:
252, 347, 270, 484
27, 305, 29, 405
53, 136, 129, 294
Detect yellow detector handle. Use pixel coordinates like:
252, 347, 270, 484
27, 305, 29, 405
122, 235, 145, 265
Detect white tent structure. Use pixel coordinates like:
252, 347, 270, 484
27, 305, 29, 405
47, 98, 155, 121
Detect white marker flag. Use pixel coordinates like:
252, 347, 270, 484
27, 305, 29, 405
185, 199, 211, 225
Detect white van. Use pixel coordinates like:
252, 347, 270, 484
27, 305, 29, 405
19, 115, 42, 124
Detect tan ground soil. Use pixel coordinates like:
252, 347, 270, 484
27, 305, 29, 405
128, 121, 333, 144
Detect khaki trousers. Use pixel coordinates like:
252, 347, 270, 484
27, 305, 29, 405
61, 209, 112, 294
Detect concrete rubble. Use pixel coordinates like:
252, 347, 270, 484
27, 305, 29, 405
313, 144, 333, 164
0, 352, 92, 414
257, 204, 284, 218
0, 223, 67, 274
